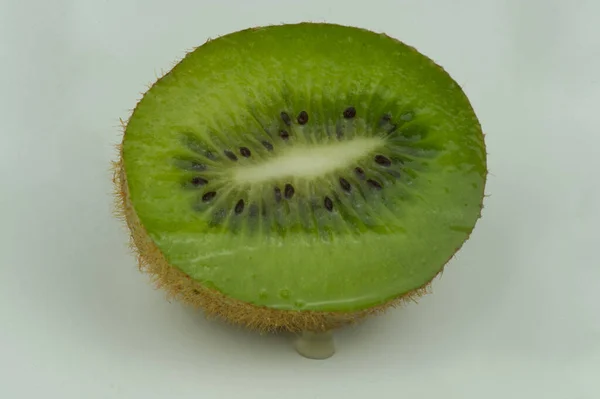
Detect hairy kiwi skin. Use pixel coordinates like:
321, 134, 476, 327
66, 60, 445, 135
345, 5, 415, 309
113, 23, 487, 333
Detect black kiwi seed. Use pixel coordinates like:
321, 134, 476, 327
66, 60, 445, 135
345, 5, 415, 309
262, 140, 274, 151
324, 196, 334, 211
239, 147, 251, 157
279, 130, 290, 140
205, 150, 217, 160
280, 111, 292, 126
191, 177, 208, 186
354, 167, 366, 179
367, 179, 383, 190
202, 191, 217, 202
234, 199, 245, 214
374, 155, 392, 167
274, 187, 282, 202
284, 183, 295, 199
339, 177, 351, 192
297, 111, 309, 125
343, 107, 356, 119
224, 150, 238, 161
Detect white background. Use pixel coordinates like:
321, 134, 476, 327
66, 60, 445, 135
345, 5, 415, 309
1, 0, 599, 398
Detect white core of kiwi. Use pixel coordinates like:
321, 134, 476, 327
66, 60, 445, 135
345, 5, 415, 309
232, 137, 383, 184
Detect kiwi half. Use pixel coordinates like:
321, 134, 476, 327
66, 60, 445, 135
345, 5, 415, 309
113, 23, 487, 333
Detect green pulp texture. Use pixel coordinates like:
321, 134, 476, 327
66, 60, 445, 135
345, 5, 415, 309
122, 23, 487, 312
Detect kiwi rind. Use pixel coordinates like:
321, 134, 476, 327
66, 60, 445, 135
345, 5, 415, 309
112, 23, 487, 333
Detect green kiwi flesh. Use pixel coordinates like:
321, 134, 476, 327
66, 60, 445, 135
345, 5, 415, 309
120, 23, 487, 317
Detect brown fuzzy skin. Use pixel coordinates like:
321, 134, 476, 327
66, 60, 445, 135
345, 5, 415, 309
111, 25, 486, 333
112, 142, 442, 333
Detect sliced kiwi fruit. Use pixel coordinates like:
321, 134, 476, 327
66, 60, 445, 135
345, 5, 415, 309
113, 23, 487, 333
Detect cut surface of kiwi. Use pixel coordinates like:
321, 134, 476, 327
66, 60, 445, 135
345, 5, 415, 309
115, 23, 487, 332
